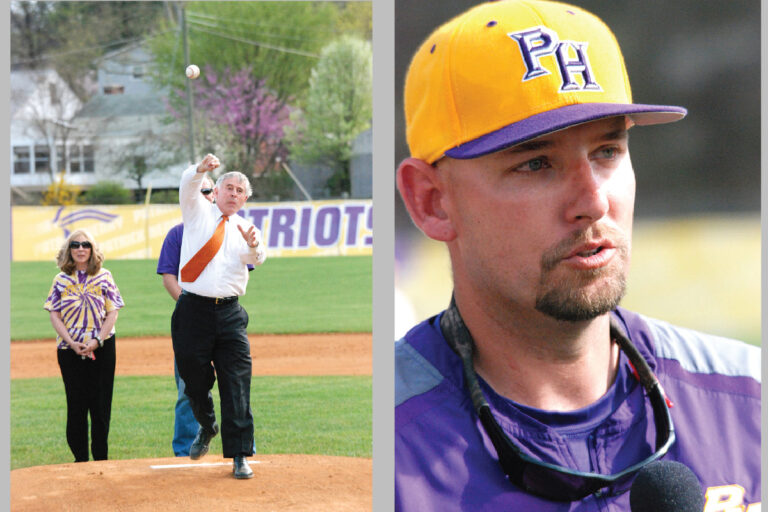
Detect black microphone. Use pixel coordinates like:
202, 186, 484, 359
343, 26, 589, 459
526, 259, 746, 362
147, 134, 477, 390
629, 460, 705, 512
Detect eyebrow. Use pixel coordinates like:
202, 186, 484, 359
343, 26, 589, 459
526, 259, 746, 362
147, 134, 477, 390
601, 128, 629, 142
508, 139, 553, 153
508, 125, 629, 154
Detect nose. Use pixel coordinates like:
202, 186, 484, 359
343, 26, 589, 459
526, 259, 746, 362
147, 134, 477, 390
562, 156, 610, 224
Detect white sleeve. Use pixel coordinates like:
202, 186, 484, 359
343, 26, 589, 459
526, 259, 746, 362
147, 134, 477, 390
179, 164, 205, 223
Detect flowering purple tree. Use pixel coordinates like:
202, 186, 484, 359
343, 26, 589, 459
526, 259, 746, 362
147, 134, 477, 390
168, 66, 293, 193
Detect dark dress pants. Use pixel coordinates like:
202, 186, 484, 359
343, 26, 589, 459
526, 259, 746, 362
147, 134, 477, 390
57, 335, 116, 462
171, 294, 254, 458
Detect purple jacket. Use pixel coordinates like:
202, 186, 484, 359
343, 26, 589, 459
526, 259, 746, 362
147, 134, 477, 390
157, 223, 185, 276
395, 307, 760, 511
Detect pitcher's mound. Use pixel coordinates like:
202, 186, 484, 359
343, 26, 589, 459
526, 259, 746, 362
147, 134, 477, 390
11, 454, 372, 511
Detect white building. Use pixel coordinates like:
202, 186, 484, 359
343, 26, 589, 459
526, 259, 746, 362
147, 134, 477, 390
11, 42, 188, 204
10, 68, 85, 201
70, 42, 188, 194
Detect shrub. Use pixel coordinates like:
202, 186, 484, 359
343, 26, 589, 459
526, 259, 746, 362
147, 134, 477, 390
81, 181, 134, 204
41, 172, 80, 206
149, 189, 179, 204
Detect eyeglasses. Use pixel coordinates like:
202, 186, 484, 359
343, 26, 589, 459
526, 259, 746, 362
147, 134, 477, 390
201, 188, 213, 195
440, 300, 676, 502
69, 241, 92, 249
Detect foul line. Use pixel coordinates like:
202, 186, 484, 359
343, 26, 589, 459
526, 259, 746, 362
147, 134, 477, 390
150, 461, 263, 469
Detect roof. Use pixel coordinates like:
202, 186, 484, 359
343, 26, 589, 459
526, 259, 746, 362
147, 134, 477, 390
97, 39, 148, 63
76, 92, 168, 118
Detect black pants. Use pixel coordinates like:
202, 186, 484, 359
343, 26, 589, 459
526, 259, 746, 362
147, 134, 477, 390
57, 335, 116, 462
171, 294, 254, 458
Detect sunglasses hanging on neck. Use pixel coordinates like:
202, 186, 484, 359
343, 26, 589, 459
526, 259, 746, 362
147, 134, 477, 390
439, 297, 675, 502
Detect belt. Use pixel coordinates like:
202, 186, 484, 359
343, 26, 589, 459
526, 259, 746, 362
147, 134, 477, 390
181, 290, 238, 305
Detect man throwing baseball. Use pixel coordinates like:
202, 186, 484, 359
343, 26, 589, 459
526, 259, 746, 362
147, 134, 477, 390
171, 153, 266, 479
158, 174, 212, 457
395, 1, 760, 510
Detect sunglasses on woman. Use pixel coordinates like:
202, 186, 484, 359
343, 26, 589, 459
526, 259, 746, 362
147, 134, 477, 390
69, 241, 92, 249
201, 188, 213, 195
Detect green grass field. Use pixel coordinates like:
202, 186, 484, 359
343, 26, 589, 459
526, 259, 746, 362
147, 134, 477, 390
11, 255, 372, 469
12, 255, 372, 339
11, 375, 371, 470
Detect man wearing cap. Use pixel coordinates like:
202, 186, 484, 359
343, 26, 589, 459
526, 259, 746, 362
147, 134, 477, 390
395, 1, 760, 510
172, 153, 266, 479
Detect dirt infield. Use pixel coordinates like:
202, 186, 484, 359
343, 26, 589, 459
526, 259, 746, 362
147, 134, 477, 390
12, 455, 372, 511
11, 333, 372, 379
11, 333, 373, 510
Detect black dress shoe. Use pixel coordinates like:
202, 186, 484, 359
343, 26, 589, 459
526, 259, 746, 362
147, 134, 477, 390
189, 424, 219, 460
233, 455, 254, 479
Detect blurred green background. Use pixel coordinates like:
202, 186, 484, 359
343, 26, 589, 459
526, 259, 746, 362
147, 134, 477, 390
396, 216, 760, 346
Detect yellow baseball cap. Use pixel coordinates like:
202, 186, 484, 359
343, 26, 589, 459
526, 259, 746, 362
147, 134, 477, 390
404, 0, 687, 164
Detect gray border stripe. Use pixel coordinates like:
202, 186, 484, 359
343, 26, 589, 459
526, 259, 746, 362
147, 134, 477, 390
2, 2, 11, 505
641, 314, 761, 382
371, 0, 395, 510
395, 339, 444, 406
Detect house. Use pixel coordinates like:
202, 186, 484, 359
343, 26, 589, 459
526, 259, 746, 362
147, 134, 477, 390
70, 42, 188, 194
10, 42, 188, 204
10, 68, 84, 203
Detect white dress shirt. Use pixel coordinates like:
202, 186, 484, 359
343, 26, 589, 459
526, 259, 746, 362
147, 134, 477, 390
179, 165, 266, 297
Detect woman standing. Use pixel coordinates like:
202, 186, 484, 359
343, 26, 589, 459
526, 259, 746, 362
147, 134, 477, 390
44, 229, 124, 462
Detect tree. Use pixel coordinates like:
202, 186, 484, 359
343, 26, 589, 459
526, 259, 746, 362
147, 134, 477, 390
10, 2, 57, 66
11, 68, 83, 181
147, 2, 339, 107
11, 2, 167, 100
286, 36, 372, 195
335, 2, 372, 40
166, 66, 293, 197
105, 128, 180, 201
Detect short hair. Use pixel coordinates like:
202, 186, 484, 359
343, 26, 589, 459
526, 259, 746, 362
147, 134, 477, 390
56, 229, 105, 276
216, 171, 252, 198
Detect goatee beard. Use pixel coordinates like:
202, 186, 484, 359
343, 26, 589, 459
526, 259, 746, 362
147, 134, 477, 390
534, 226, 629, 322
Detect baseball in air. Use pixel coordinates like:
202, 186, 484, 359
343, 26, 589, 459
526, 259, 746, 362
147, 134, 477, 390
185, 64, 200, 80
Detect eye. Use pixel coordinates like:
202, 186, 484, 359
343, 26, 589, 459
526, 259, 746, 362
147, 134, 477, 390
592, 144, 626, 162
596, 147, 616, 159
514, 157, 550, 173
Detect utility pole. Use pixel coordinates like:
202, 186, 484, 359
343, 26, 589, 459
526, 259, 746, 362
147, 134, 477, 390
179, 3, 196, 163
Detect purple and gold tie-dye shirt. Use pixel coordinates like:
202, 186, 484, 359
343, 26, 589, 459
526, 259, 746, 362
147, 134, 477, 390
44, 268, 125, 349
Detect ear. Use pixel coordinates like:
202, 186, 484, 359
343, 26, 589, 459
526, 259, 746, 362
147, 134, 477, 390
396, 157, 457, 242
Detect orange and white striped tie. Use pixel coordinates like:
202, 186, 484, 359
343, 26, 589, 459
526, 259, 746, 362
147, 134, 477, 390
180, 215, 228, 282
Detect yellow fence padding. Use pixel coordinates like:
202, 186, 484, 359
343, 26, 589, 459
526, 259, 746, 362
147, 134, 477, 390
12, 200, 373, 261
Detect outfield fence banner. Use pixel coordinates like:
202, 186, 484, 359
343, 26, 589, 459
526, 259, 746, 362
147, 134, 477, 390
11, 200, 373, 262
